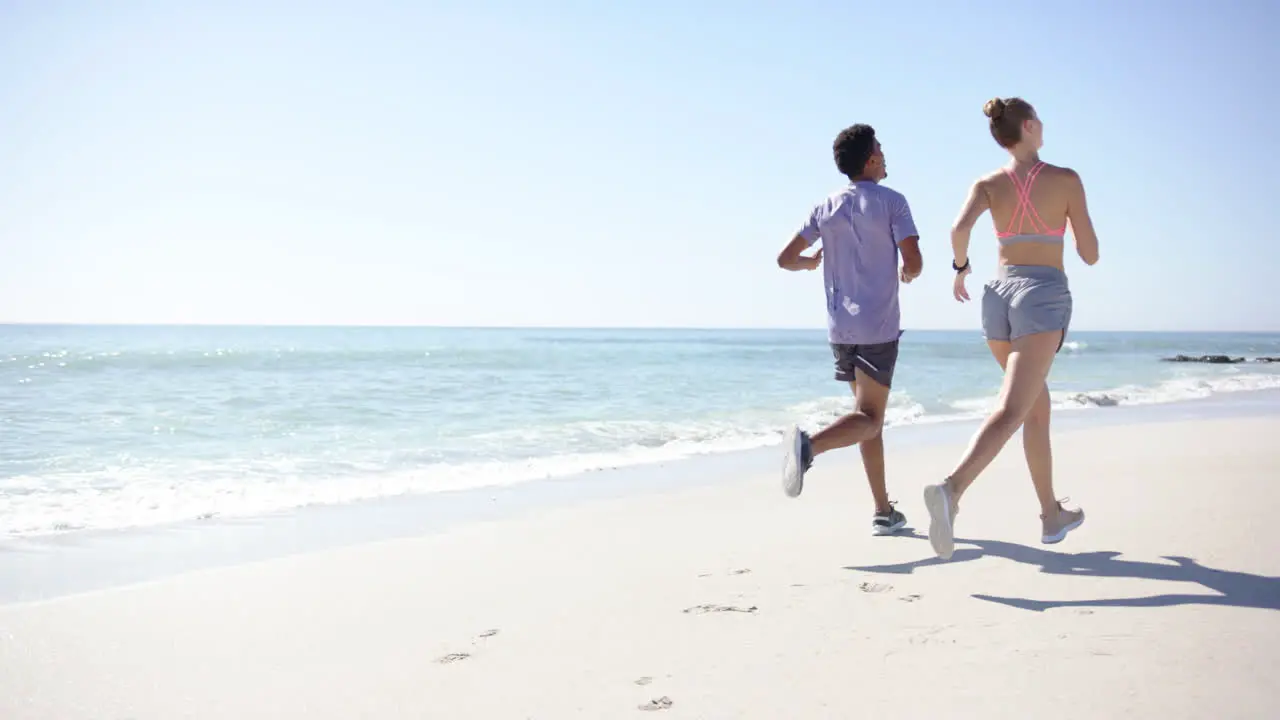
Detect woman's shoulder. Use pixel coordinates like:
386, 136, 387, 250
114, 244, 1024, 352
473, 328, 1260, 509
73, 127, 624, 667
1039, 162, 1082, 182
972, 169, 1006, 192
980, 162, 1077, 178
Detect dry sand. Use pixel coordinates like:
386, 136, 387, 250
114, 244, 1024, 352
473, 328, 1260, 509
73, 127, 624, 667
2, 417, 1279, 719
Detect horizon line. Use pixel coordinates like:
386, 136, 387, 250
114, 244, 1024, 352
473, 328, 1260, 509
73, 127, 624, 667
1, 322, 1278, 335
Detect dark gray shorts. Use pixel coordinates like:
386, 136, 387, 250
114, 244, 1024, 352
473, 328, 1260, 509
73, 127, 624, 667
831, 340, 899, 388
981, 264, 1072, 349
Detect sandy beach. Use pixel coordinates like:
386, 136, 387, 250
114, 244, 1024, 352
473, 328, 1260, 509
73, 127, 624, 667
3, 415, 1279, 719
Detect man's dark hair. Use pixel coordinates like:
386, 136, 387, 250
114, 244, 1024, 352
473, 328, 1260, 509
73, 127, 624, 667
833, 124, 877, 180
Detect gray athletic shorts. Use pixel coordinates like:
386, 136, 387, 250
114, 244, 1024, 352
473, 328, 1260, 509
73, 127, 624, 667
982, 265, 1072, 349
831, 339, 899, 388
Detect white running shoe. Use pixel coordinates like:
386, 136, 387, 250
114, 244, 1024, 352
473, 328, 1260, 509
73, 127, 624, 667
781, 426, 811, 498
923, 481, 955, 560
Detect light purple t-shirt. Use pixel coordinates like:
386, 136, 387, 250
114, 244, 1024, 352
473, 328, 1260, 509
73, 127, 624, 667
798, 181, 919, 346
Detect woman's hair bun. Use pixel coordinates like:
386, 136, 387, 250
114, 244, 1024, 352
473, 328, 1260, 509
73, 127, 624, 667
983, 98, 1006, 119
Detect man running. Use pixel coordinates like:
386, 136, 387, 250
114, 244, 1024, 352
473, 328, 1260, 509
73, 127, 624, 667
776, 123, 923, 535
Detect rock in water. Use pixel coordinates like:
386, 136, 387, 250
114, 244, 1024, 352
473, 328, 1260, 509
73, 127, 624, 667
1161, 354, 1244, 364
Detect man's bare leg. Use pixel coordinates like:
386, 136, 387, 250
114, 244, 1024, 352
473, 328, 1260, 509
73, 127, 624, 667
837, 374, 893, 515
860, 430, 889, 514
781, 344, 898, 505
797, 372, 901, 533
809, 377, 886, 457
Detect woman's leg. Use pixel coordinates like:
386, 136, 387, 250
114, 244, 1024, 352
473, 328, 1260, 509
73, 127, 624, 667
987, 340, 1058, 517
925, 330, 1063, 559
947, 329, 1063, 503
1022, 382, 1058, 518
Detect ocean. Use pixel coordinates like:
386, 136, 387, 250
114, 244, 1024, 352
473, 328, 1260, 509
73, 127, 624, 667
3, 325, 1279, 539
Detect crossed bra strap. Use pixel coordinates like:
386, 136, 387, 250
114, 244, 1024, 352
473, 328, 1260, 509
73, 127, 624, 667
996, 162, 1066, 240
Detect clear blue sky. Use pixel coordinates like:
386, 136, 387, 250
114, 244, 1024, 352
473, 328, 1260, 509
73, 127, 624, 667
2, 1, 1277, 331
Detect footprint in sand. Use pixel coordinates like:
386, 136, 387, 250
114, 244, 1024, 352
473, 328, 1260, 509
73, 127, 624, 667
858, 581, 893, 593
635, 676, 653, 686
899, 594, 922, 603
682, 604, 758, 615
697, 569, 752, 578
639, 696, 674, 712
439, 629, 499, 664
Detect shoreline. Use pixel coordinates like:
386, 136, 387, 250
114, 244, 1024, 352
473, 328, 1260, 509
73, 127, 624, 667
6, 326, 1280, 542
2, 413, 1278, 719
3, 387, 1280, 606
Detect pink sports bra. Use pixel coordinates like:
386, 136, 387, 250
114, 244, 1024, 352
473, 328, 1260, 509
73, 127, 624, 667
996, 162, 1066, 245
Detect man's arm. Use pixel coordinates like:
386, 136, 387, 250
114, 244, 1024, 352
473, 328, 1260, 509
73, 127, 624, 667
951, 179, 990, 268
777, 235, 822, 271
778, 205, 823, 271
890, 194, 923, 283
1064, 169, 1099, 265
899, 236, 922, 282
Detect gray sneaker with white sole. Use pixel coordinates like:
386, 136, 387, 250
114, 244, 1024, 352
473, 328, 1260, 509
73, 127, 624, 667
1041, 501, 1085, 544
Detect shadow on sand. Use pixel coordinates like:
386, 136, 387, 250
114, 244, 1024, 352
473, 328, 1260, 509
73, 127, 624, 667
848, 530, 1280, 612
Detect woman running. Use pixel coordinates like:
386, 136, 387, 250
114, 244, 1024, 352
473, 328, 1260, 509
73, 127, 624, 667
923, 97, 1100, 560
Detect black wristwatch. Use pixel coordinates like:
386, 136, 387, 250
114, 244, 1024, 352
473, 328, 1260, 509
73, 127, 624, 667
952, 258, 970, 273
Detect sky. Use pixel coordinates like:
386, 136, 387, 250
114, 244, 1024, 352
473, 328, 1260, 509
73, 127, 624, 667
1, 0, 1278, 332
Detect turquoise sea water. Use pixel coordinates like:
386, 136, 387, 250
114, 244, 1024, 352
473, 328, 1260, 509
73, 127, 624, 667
3, 325, 1279, 538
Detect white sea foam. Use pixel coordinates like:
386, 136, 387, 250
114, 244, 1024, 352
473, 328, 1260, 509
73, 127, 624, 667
4, 372, 1279, 538
950, 371, 1280, 415
3, 394, 938, 537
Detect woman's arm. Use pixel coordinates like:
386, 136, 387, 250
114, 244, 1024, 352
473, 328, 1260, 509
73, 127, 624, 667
951, 179, 990, 267
1064, 169, 1099, 265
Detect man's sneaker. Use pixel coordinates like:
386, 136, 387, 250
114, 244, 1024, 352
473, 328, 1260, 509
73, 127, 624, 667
872, 502, 907, 535
923, 481, 956, 560
781, 426, 813, 498
1041, 500, 1085, 544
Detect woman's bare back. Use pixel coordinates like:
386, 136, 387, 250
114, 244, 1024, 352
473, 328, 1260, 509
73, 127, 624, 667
951, 158, 1098, 271
979, 161, 1078, 268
